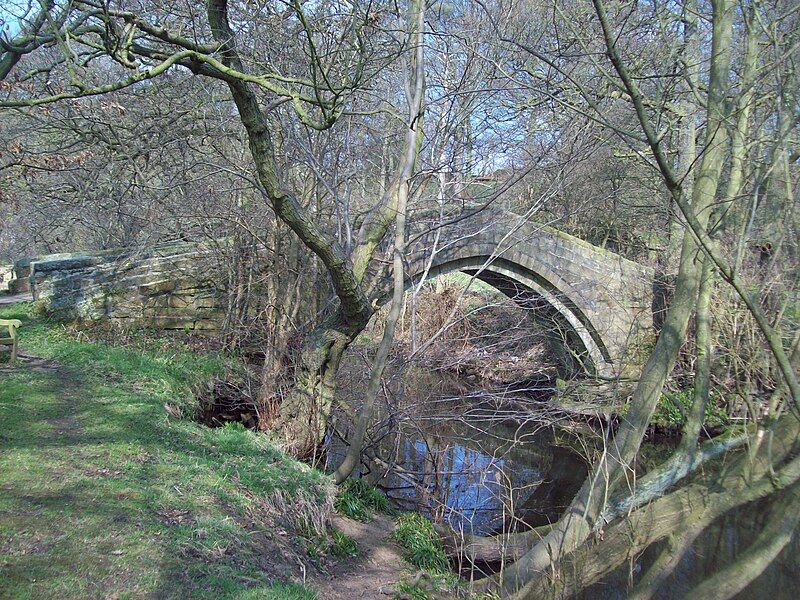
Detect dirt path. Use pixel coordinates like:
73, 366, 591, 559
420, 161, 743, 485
0, 292, 33, 305
316, 514, 407, 599
0, 316, 414, 598
0, 354, 61, 375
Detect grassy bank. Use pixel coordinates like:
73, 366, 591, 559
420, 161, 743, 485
0, 304, 333, 599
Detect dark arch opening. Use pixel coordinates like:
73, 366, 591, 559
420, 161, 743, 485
409, 255, 613, 375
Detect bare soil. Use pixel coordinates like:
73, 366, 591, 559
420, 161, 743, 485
315, 514, 407, 599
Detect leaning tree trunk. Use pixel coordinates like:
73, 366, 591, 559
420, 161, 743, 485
514, 414, 800, 599
204, 0, 436, 456
478, 2, 737, 594
269, 314, 363, 458
206, 0, 381, 454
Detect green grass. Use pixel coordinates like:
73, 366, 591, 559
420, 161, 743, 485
389, 513, 466, 600
390, 513, 449, 574
329, 529, 359, 558
0, 304, 330, 599
334, 478, 390, 522
394, 582, 432, 600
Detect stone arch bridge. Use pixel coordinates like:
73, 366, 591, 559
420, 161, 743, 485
13, 209, 653, 377
403, 208, 654, 376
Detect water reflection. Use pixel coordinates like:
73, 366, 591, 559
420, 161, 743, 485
332, 357, 799, 598
331, 359, 588, 535
377, 418, 587, 535
585, 498, 800, 600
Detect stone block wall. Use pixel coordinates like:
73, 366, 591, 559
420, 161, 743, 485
27, 245, 225, 330
406, 207, 656, 376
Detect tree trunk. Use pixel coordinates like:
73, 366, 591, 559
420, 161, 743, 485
483, 3, 736, 594
270, 315, 358, 458
332, 0, 426, 483
514, 414, 800, 599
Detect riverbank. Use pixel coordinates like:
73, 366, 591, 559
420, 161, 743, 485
0, 303, 430, 599
2, 300, 755, 599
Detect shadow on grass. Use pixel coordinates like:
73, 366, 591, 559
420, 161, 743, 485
0, 318, 326, 599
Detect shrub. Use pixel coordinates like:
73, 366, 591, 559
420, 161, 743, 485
390, 512, 449, 574
654, 388, 731, 428
334, 479, 390, 521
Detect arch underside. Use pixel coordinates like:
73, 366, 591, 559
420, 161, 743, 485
412, 256, 615, 376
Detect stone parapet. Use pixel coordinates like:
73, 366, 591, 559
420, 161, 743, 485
27, 245, 224, 331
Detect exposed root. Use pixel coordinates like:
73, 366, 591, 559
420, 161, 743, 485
195, 376, 260, 428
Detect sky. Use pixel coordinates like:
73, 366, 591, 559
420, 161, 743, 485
1, 1, 36, 38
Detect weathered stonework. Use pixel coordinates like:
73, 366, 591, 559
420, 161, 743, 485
9, 257, 38, 293
406, 208, 655, 376
0, 264, 12, 292
27, 245, 224, 330
16, 208, 655, 374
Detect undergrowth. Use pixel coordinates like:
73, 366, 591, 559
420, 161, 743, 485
654, 388, 730, 428
391, 513, 464, 600
303, 525, 358, 565
330, 529, 359, 558
334, 478, 390, 521
391, 512, 450, 574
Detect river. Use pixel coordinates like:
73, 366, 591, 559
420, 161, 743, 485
330, 353, 799, 599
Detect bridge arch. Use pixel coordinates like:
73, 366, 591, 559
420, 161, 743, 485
415, 255, 612, 375
406, 211, 655, 377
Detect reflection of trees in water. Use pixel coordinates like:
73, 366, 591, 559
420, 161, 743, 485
335, 338, 800, 598
383, 420, 554, 534
334, 356, 591, 535
584, 497, 800, 600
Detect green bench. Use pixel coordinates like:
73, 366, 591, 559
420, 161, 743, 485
0, 319, 22, 363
